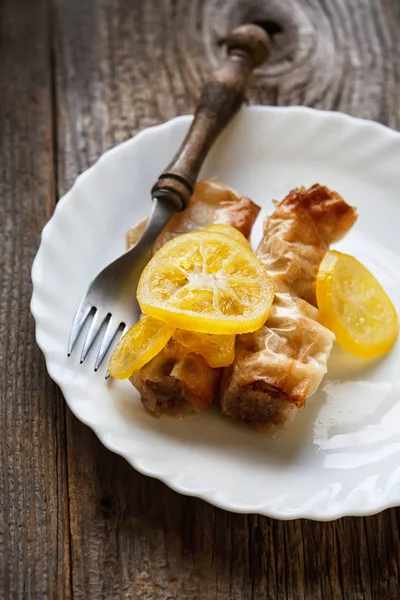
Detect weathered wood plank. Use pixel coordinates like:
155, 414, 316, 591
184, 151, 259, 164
28, 0, 400, 598
0, 0, 71, 598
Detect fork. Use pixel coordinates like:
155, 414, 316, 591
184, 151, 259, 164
68, 24, 270, 371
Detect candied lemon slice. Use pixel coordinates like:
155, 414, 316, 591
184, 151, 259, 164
137, 231, 274, 334
316, 250, 398, 359
206, 224, 250, 247
108, 315, 175, 379
165, 330, 235, 368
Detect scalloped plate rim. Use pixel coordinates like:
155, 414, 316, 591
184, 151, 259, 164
31, 105, 400, 521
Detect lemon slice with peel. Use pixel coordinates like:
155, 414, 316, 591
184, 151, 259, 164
206, 224, 250, 247
316, 250, 398, 359
165, 330, 235, 368
137, 231, 274, 334
109, 315, 175, 379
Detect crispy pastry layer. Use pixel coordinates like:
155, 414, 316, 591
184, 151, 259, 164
220, 184, 357, 430
257, 184, 357, 306
127, 178, 260, 252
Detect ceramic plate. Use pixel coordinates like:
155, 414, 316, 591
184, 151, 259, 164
31, 106, 400, 520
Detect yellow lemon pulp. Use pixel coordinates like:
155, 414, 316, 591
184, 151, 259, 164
108, 315, 174, 379
165, 330, 235, 368
316, 250, 398, 359
206, 224, 250, 247
137, 231, 274, 334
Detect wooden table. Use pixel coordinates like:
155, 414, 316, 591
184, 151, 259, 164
1, 0, 400, 598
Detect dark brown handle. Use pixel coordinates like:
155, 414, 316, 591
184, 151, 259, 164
151, 25, 270, 211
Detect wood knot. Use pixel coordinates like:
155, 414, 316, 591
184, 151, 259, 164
99, 497, 116, 518
251, 20, 283, 38
203, 0, 320, 83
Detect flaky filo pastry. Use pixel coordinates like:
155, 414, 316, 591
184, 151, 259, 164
220, 184, 357, 430
126, 178, 261, 416
127, 178, 260, 254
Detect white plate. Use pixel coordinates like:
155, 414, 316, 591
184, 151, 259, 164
31, 106, 400, 520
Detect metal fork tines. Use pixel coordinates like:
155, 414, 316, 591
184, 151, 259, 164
68, 304, 125, 370
68, 199, 176, 371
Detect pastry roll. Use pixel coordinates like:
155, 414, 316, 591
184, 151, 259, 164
127, 178, 260, 253
220, 185, 357, 429
128, 179, 261, 416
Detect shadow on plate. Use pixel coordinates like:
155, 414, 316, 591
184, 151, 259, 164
111, 344, 399, 469
114, 389, 327, 470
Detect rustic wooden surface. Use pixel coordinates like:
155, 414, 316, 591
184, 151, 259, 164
1, 0, 400, 598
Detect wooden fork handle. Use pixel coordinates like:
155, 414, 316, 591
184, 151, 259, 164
151, 24, 270, 211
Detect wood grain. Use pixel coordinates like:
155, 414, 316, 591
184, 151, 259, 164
0, 0, 71, 598
2, 0, 400, 598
